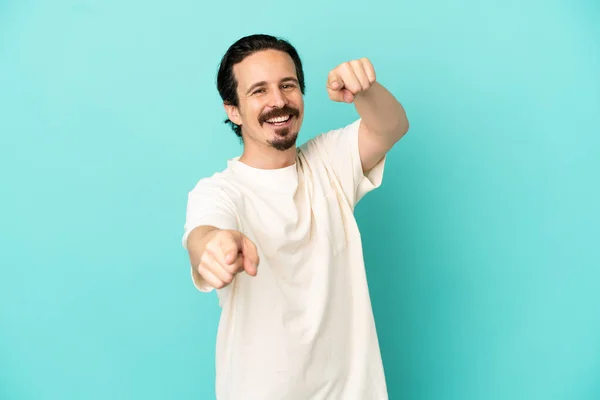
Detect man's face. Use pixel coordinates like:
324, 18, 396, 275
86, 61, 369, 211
226, 49, 304, 151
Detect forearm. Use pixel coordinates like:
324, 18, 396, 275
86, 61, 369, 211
354, 82, 409, 144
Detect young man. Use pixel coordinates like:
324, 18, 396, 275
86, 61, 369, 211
182, 34, 409, 399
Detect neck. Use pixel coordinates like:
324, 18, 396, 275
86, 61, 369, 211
239, 144, 297, 170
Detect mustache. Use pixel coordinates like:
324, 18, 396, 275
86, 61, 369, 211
259, 105, 300, 124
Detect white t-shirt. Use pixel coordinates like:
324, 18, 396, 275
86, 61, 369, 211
182, 119, 388, 400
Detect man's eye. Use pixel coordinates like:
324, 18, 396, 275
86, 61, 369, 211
282, 84, 295, 89
253, 88, 265, 95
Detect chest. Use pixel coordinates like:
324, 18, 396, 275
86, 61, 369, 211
235, 167, 353, 261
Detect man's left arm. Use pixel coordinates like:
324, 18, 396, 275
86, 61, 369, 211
327, 58, 409, 172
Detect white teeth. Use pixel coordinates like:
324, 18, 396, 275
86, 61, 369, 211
267, 115, 291, 123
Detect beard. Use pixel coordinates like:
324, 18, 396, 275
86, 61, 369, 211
267, 128, 298, 151
259, 105, 301, 152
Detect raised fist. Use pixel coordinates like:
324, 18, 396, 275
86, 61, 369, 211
327, 58, 377, 103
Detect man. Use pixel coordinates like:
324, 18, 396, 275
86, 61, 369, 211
182, 34, 409, 399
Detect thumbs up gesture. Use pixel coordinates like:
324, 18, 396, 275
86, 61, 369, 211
326, 58, 377, 103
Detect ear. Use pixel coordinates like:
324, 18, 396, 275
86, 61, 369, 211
224, 103, 242, 126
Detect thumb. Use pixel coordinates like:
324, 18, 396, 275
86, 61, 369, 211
327, 71, 343, 91
222, 231, 243, 267
240, 236, 259, 276
223, 246, 239, 266
342, 89, 354, 103
329, 80, 341, 90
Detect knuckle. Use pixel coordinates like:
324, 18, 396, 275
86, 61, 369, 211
205, 240, 219, 254
222, 262, 236, 274
214, 281, 225, 289
213, 230, 228, 241
221, 231, 237, 244
199, 252, 211, 266
197, 264, 210, 277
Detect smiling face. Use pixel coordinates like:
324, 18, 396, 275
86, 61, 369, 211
225, 49, 305, 152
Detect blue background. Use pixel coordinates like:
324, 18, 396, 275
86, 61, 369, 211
1, 0, 599, 399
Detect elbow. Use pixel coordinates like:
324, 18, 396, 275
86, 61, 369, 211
392, 117, 409, 144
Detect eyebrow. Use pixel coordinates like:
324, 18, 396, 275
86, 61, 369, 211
245, 77, 299, 95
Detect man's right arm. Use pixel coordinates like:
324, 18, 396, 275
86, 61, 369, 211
183, 179, 259, 291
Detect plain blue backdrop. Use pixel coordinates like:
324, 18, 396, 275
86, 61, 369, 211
1, 0, 599, 399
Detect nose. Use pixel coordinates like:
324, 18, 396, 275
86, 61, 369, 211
268, 88, 287, 108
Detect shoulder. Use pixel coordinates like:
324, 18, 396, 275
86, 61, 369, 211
189, 171, 228, 192
299, 119, 362, 163
301, 119, 361, 153
186, 166, 241, 204
182, 167, 241, 247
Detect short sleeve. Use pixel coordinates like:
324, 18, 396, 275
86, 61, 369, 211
307, 118, 386, 207
181, 178, 239, 250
